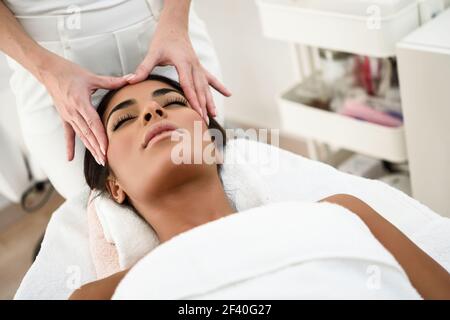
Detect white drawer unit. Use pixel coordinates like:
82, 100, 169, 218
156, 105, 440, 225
397, 9, 450, 216
256, 0, 420, 57
256, 0, 450, 215
279, 77, 408, 163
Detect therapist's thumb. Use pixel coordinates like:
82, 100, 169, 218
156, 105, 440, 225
127, 57, 157, 84
93, 75, 128, 90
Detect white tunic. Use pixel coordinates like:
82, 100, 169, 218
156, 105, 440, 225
4, 0, 128, 16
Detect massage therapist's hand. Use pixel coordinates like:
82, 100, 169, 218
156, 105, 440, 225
1, 1, 126, 165
38, 53, 128, 166
125, 0, 231, 123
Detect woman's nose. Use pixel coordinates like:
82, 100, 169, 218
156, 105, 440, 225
141, 102, 167, 125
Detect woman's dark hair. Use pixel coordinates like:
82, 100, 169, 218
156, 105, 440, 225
84, 74, 227, 211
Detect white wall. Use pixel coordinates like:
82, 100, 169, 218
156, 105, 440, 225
194, 0, 297, 129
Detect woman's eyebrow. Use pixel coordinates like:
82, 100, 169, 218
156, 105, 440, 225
152, 87, 182, 97
106, 99, 137, 126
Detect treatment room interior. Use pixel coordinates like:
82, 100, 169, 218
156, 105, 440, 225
1, 0, 450, 300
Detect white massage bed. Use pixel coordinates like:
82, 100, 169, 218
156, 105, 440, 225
14, 139, 450, 299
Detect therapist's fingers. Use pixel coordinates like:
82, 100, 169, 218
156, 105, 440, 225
71, 120, 102, 166
63, 121, 75, 161
205, 87, 217, 118
78, 100, 108, 159
72, 111, 105, 166
205, 69, 232, 97
177, 64, 202, 117
193, 68, 209, 124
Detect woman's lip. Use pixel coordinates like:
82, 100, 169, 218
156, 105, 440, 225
142, 123, 178, 149
145, 130, 176, 148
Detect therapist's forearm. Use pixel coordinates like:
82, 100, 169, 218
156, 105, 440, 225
0, 1, 52, 80
161, 0, 191, 32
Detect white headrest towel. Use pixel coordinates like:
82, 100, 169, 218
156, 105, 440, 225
93, 139, 273, 270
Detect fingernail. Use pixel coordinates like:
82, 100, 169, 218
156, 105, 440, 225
94, 155, 101, 166
205, 115, 210, 126
97, 154, 105, 166
100, 145, 106, 156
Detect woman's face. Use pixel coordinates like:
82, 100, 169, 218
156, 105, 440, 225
101, 80, 215, 205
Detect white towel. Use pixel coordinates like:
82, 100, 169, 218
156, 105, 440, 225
410, 217, 450, 269
94, 196, 158, 270
113, 201, 421, 299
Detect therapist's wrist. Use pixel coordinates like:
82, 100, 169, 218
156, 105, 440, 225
27, 46, 59, 83
8, 37, 52, 82
160, 0, 191, 32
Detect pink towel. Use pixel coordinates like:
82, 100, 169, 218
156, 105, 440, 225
87, 192, 121, 279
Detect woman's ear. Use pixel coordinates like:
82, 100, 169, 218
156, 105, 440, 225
106, 177, 126, 204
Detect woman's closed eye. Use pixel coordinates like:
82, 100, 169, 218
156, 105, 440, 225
162, 96, 188, 109
111, 96, 189, 131
112, 113, 137, 131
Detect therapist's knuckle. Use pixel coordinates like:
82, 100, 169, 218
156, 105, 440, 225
182, 79, 194, 90
106, 77, 117, 85
83, 126, 93, 136
193, 60, 202, 69
97, 77, 108, 86
136, 64, 148, 74
85, 117, 94, 128
188, 59, 199, 68
180, 56, 191, 64
71, 96, 81, 107
66, 108, 76, 118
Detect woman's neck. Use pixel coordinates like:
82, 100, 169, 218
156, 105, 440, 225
138, 172, 236, 243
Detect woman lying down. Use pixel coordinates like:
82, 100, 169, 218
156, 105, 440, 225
70, 75, 450, 300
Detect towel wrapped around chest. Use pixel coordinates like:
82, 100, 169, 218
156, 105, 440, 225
113, 201, 421, 299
